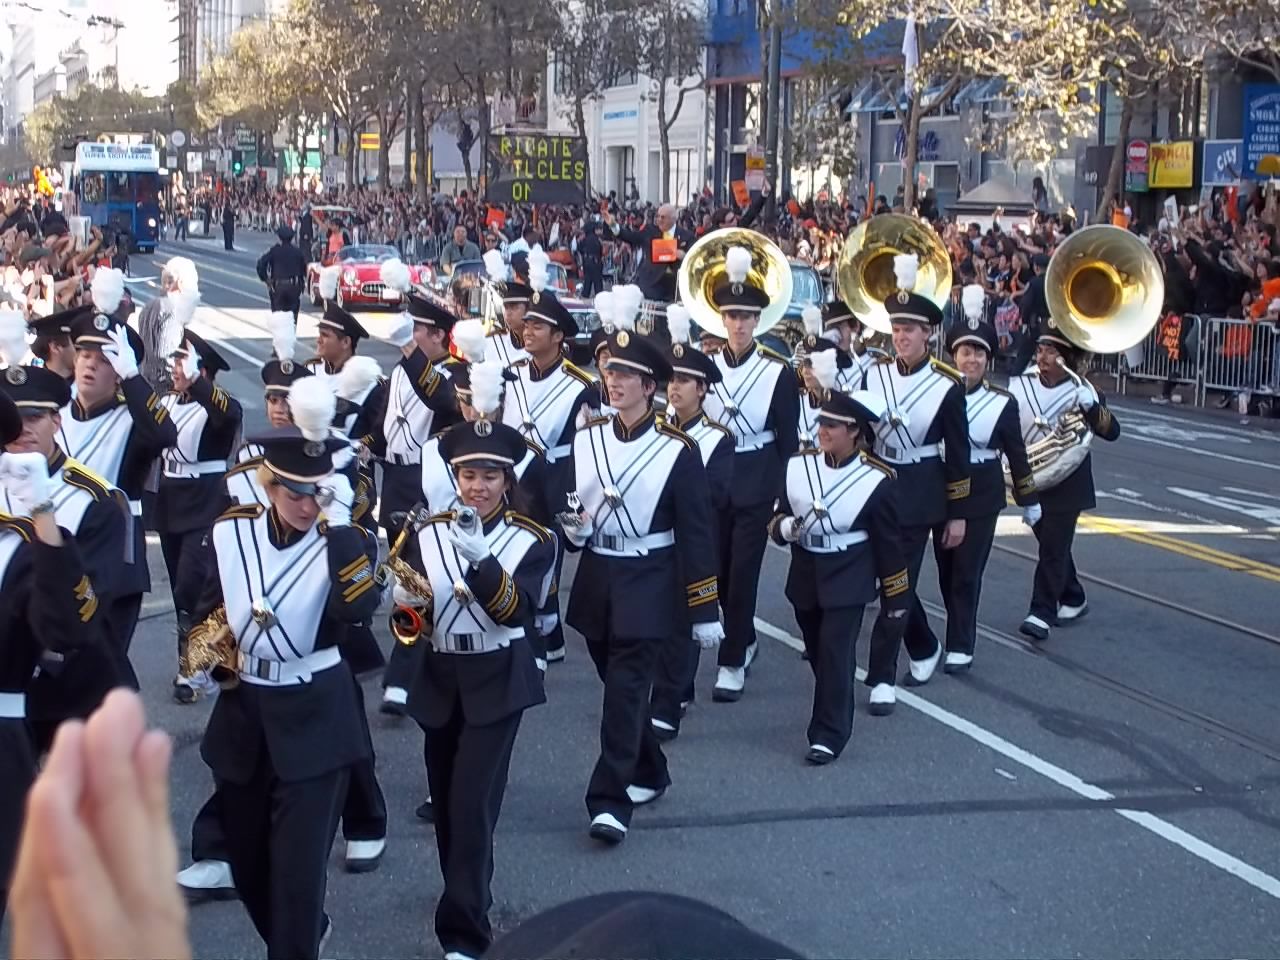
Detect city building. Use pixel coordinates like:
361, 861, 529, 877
177, 0, 288, 82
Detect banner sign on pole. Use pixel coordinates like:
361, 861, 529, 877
485, 133, 587, 204
1148, 141, 1194, 189
1243, 84, 1280, 179
1201, 139, 1243, 186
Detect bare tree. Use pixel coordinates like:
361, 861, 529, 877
633, 0, 705, 201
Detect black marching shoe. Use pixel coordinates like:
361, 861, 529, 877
589, 813, 628, 845
415, 795, 434, 822
343, 838, 386, 873
943, 651, 973, 674
1019, 615, 1050, 641
805, 744, 836, 765
650, 717, 679, 742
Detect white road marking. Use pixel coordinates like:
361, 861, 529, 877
1116, 403, 1280, 444
1119, 433, 1280, 471
1167, 486, 1280, 526
752, 614, 1280, 900
1122, 420, 1254, 446
1097, 490, 1250, 531
1224, 486, 1280, 503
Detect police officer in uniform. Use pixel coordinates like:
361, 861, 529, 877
860, 254, 971, 716
401, 370, 556, 960
648, 303, 732, 741
1011, 322, 1120, 643
561, 323, 723, 845
257, 225, 308, 321
939, 287, 1040, 672
700, 245, 800, 702
769, 352, 908, 763
193, 408, 380, 960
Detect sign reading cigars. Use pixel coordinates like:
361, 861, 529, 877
486, 133, 588, 204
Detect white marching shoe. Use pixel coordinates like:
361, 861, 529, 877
344, 837, 386, 873
589, 813, 628, 845
868, 683, 897, 716
943, 651, 974, 674
1057, 601, 1089, 623
177, 859, 237, 902
380, 685, 408, 716
1019, 615, 1050, 641
626, 784, 666, 806
712, 666, 745, 702
444, 953, 478, 960
905, 643, 942, 686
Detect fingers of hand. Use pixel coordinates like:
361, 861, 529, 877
9, 738, 70, 960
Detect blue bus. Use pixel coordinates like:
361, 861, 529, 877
72, 142, 162, 252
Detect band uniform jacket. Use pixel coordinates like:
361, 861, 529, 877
196, 503, 380, 784
155, 377, 242, 534
502, 355, 595, 511
564, 412, 720, 641
1010, 371, 1120, 515
862, 355, 971, 528
953, 381, 1039, 520
57, 373, 177, 594
420, 431, 552, 523
769, 450, 910, 613
838, 347, 876, 392
305, 357, 387, 444
798, 392, 822, 451
483, 326, 528, 369
669, 411, 733, 512
702, 342, 801, 508
406, 508, 554, 729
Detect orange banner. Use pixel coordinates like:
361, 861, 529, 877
731, 180, 750, 208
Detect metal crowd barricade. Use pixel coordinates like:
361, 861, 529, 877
1112, 314, 1204, 404
1087, 351, 1124, 395
1201, 316, 1280, 401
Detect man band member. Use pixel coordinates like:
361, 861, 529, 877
1012, 320, 1120, 642
822, 298, 875, 389
561, 324, 722, 846
257, 225, 308, 321
194, 406, 380, 960
769, 353, 907, 764
797, 306, 855, 450
27, 309, 83, 382
861, 254, 970, 716
403, 374, 555, 960
700, 245, 800, 702
648, 303, 733, 741
940, 287, 1040, 672
482, 249, 530, 369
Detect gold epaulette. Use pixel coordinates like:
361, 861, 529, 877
655, 420, 694, 449
791, 447, 820, 458
984, 380, 1013, 398
524, 436, 546, 456
0, 514, 33, 540
757, 343, 789, 363
62, 461, 112, 500
582, 414, 611, 429
930, 358, 963, 383
425, 510, 457, 526
505, 511, 552, 543
217, 503, 264, 522
701, 416, 733, 439
563, 361, 596, 385
225, 456, 263, 478
874, 353, 894, 365
860, 451, 897, 478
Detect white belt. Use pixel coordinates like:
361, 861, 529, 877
163, 457, 226, 479
545, 443, 572, 463
800, 529, 869, 553
128, 499, 143, 517
880, 442, 942, 464
237, 646, 341, 686
589, 529, 675, 558
735, 429, 775, 452
0, 692, 26, 718
429, 627, 523, 654
970, 448, 999, 464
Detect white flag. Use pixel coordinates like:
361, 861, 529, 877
902, 15, 919, 84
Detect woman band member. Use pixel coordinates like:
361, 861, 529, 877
769, 351, 908, 763
796, 305, 855, 450
402, 379, 555, 960
1011, 320, 1120, 642
939, 287, 1040, 672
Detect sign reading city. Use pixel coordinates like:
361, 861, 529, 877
1202, 139, 1243, 186
1148, 141, 1194, 189
74, 142, 159, 172
1243, 85, 1280, 178
485, 133, 587, 204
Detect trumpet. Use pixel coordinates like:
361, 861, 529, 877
379, 505, 435, 646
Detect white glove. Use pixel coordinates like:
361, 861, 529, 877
692, 621, 724, 650
392, 582, 419, 607
387, 311, 415, 348
535, 657, 548, 673
0, 451, 54, 513
561, 513, 593, 547
317, 472, 354, 527
535, 612, 559, 636
1022, 503, 1043, 528
780, 516, 802, 543
180, 343, 201, 381
448, 519, 489, 564
330, 440, 356, 472
102, 324, 138, 380
1075, 383, 1097, 410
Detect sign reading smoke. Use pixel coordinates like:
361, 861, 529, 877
486, 134, 588, 204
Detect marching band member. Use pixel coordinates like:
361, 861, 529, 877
823, 298, 875, 389
861, 255, 970, 716
648, 303, 733, 742
193, 385, 380, 960
796, 305, 855, 450
309, 269, 387, 441
939, 287, 1039, 672
1012, 321, 1120, 642
482, 248, 529, 369
27, 309, 84, 382
769, 351, 908, 763
401, 370, 555, 960
701, 245, 800, 702
237, 313, 317, 465
561, 324, 722, 846
0, 392, 108, 928
157, 331, 242, 703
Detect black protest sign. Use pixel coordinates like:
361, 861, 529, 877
486, 134, 588, 204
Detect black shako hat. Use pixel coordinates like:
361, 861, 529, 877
665, 338, 721, 383
712, 244, 771, 313
1037, 315, 1079, 355
818, 388, 887, 429
261, 356, 313, 393
804, 336, 853, 369
525, 290, 578, 338
883, 290, 943, 327
822, 298, 859, 330
502, 279, 534, 305
320, 302, 369, 343
249, 426, 346, 495
69, 309, 146, 361
604, 330, 671, 380
1, 363, 72, 412
177, 330, 231, 375
407, 292, 458, 332
946, 316, 999, 356
29, 306, 84, 338
0, 391, 20, 444
438, 417, 527, 469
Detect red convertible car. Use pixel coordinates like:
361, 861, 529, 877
307, 244, 431, 308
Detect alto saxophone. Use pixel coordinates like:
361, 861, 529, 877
182, 606, 240, 690
378, 505, 435, 646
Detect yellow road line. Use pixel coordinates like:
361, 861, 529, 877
1079, 515, 1280, 584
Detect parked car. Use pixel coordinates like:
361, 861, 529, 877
307, 244, 430, 308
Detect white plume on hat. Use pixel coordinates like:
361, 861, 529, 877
452, 318, 488, 364
379, 258, 412, 295
483, 249, 507, 283
593, 291, 615, 332
528, 248, 550, 294
319, 264, 340, 301
667, 302, 692, 346
726, 246, 752, 285
893, 253, 919, 292
811, 347, 839, 391
165, 256, 198, 293
469, 359, 504, 419
962, 284, 986, 323
613, 284, 644, 332
802, 303, 822, 337
0, 305, 27, 367
288, 375, 337, 442
336, 356, 381, 402
169, 289, 200, 329
91, 267, 125, 314
268, 311, 297, 363
156, 308, 186, 363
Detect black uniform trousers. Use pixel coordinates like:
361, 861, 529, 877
649, 631, 696, 732
381, 461, 426, 691
935, 512, 999, 657
160, 529, 211, 660
0, 718, 37, 929
1029, 511, 1086, 621
218, 753, 348, 960
866, 523, 941, 686
585, 631, 670, 825
794, 605, 866, 756
268, 289, 301, 321
716, 500, 774, 668
420, 703, 522, 959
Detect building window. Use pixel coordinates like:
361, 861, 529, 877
609, 68, 638, 88
668, 147, 696, 205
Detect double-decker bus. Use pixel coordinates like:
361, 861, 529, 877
71, 142, 161, 252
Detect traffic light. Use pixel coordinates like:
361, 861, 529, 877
231, 149, 243, 175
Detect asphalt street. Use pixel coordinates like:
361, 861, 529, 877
7, 228, 1279, 959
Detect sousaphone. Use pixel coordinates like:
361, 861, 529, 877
678, 228, 793, 340
835, 213, 952, 335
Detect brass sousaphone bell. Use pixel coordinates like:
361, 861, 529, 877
835, 213, 952, 335
677, 228, 793, 340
